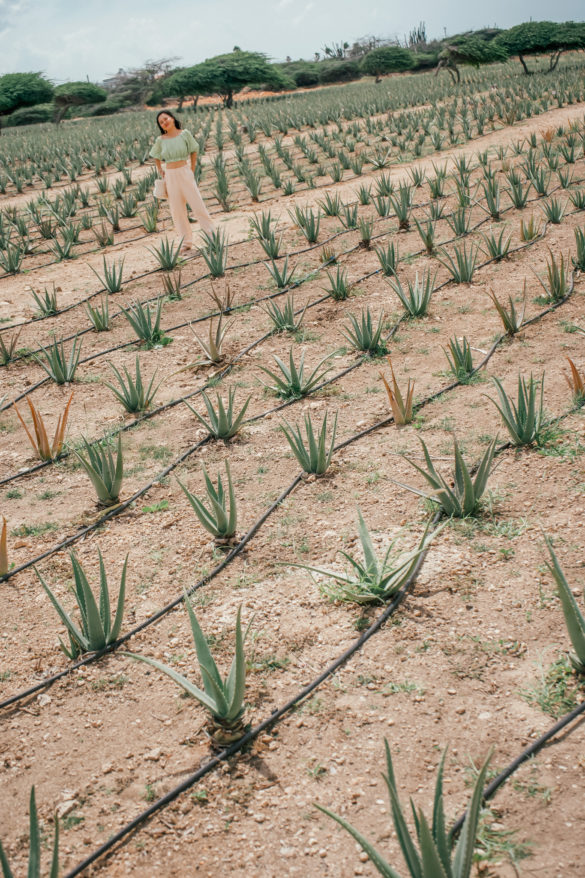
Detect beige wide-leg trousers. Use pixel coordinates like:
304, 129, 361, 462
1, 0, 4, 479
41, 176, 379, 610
165, 165, 214, 243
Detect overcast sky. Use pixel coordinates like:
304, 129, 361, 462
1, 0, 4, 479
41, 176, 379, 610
1, 0, 584, 84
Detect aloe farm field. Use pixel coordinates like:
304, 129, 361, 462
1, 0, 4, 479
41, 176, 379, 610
1, 57, 585, 877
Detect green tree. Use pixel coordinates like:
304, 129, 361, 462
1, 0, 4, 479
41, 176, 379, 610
0, 72, 53, 129
53, 81, 107, 123
164, 65, 212, 109
360, 46, 414, 81
192, 51, 292, 108
495, 20, 584, 74
436, 32, 507, 83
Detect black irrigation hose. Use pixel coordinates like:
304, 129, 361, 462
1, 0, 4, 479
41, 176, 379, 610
0, 219, 359, 368
0, 169, 560, 419
2, 124, 579, 333
0, 312, 487, 709
1, 280, 569, 710
63, 412, 585, 876
0, 233, 578, 588
0, 473, 303, 712
451, 697, 585, 837
62, 510, 442, 878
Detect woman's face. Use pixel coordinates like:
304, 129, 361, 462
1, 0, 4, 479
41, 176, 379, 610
158, 113, 176, 132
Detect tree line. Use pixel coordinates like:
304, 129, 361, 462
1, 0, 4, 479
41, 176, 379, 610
1, 19, 584, 129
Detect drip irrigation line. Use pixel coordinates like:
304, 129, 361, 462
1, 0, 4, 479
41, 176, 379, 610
0, 177, 557, 419
451, 697, 585, 837
2, 132, 576, 334
0, 218, 363, 360
61, 510, 442, 878
0, 473, 303, 712
0, 287, 558, 710
0, 238, 577, 586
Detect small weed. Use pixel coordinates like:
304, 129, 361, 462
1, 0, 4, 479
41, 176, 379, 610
62, 811, 84, 831
5, 488, 22, 500
139, 443, 172, 462
381, 680, 424, 696
521, 655, 585, 718
91, 674, 129, 691
142, 500, 169, 514
144, 783, 157, 802
475, 806, 532, 867
11, 521, 58, 537
307, 762, 328, 780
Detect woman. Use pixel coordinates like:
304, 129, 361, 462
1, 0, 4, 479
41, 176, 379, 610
150, 110, 214, 252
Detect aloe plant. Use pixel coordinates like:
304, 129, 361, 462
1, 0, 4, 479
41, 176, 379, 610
36, 551, 127, 659
0, 516, 7, 578
0, 327, 22, 365
438, 243, 478, 284
342, 308, 386, 356
262, 294, 306, 333
414, 218, 436, 255
573, 228, 585, 271
389, 184, 413, 230
375, 241, 400, 276
161, 269, 182, 301
185, 388, 250, 439
148, 236, 182, 270
379, 358, 414, 425
541, 197, 566, 225
190, 314, 232, 364
73, 434, 123, 506
122, 298, 169, 347
443, 337, 474, 382
486, 285, 526, 335
104, 356, 161, 413
564, 358, 585, 405
289, 205, 320, 243
357, 216, 374, 248
323, 265, 351, 300
30, 284, 58, 317
481, 228, 511, 262
388, 271, 435, 318
544, 536, 585, 674
90, 255, 124, 293
487, 374, 545, 446
127, 597, 249, 745
0, 787, 59, 878
0, 241, 24, 273
396, 436, 498, 517
280, 411, 337, 475
93, 220, 114, 247
535, 251, 573, 302
85, 294, 110, 332
178, 460, 237, 540
34, 336, 82, 384
292, 511, 437, 604
13, 392, 73, 461
259, 349, 336, 399
316, 741, 492, 878
199, 229, 228, 278
264, 256, 296, 290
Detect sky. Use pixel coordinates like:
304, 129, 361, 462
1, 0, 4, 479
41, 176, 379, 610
1, 0, 584, 84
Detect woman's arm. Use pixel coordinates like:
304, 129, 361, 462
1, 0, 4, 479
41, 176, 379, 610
189, 151, 197, 173
154, 158, 165, 178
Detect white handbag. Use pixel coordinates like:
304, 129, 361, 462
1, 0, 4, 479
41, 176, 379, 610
153, 178, 167, 199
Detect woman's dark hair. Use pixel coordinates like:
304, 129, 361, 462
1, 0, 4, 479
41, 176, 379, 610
156, 110, 182, 134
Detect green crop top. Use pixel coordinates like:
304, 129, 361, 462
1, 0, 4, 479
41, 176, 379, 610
149, 129, 198, 162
